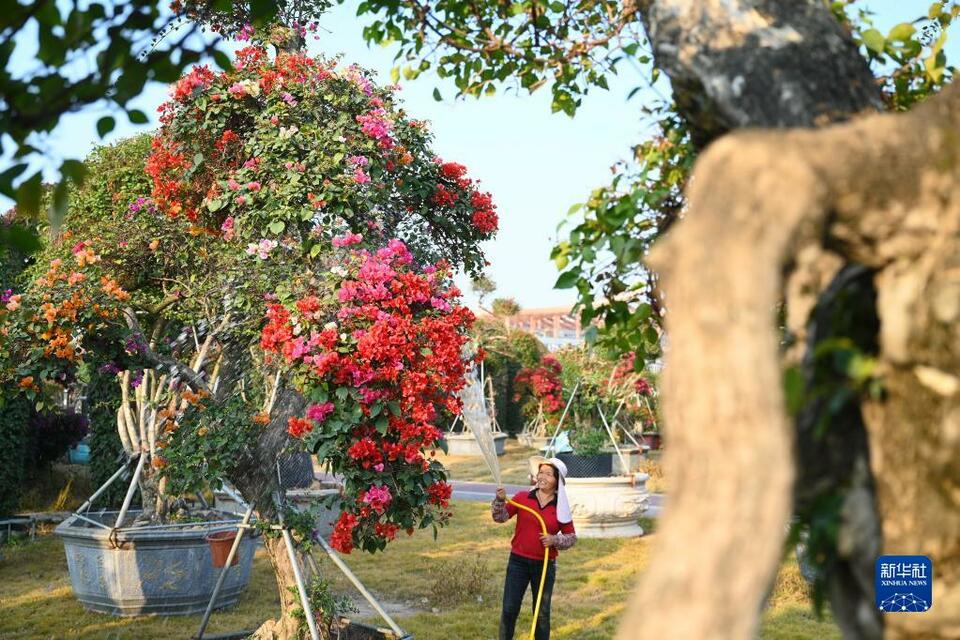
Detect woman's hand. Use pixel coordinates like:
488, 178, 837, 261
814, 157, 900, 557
495, 487, 507, 502
540, 534, 556, 548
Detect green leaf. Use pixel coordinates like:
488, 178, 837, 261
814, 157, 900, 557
887, 23, 916, 42
432, 87, 442, 101
15, 172, 43, 216
60, 159, 87, 184
554, 271, 579, 289
127, 109, 149, 124
861, 28, 885, 54
269, 220, 285, 234
48, 178, 69, 230
390, 66, 400, 85
212, 49, 233, 71
96, 116, 115, 138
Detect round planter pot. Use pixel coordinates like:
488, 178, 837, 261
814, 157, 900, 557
641, 431, 662, 450
564, 474, 650, 538
556, 452, 613, 478
55, 510, 255, 616
443, 432, 507, 457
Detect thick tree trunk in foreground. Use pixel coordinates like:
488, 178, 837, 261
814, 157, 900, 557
632, 1, 888, 637
637, 0, 883, 145
622, 80, 960, 639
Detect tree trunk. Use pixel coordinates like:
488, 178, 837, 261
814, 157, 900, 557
250, 535, 317, 640
636, 0, 883, 146
623, 1, 892, 637
215, 342, 323, 639
622, 79, 960, 639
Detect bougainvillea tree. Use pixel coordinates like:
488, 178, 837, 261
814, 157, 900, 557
513, 355, 565, 439
0, 29, 497, 638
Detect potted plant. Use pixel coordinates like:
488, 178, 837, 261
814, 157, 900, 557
3, 27, 495, 637
558, 427, 613, 477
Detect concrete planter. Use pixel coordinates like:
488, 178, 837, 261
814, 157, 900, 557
443, 432, 507, 457
565, 474, 650, 538
521, 435, 554, 451
603, 446, 644, 476
55, 510, 255, 616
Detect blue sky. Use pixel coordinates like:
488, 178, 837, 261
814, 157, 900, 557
3, 0, 955, 310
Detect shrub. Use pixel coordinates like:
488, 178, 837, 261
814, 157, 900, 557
0, 395, 32, 516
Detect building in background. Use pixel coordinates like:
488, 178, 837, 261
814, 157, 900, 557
477, 306, 584, 351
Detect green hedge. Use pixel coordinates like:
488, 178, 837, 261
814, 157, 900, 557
86, 375, 125, 508
0, 395, 32, 516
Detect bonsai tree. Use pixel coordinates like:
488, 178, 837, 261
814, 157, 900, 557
0, 32, 498, 638
471, 318, 545, 433
513, 354, 565, 438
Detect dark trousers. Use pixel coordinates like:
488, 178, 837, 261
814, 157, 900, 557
499, 552, 556, 640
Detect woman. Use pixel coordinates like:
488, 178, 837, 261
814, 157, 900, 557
492, 456, 577, 640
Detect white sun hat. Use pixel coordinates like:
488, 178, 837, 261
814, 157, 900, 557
528, 456, 572, 524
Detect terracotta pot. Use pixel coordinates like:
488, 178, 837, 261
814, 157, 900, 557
206, 529, 239, 568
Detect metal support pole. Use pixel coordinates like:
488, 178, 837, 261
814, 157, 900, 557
598, 406, 629, 474
114, 453, 146, 528
546, 379, 580, 455
195, 502, 256, 640
77, 461, 130, 514
313, 535, 408, 638
219, 482, 249, 510
276, 494, 320, 640
620, 423, 643, 449
447, 414, 461, 433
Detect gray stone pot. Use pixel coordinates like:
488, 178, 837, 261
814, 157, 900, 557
444, 432, 507, 456
55, 510, 255, 616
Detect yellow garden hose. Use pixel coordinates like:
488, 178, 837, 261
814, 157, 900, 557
506, 497, 551, 640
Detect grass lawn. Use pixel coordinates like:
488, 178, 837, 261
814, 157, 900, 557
0, 501, 839, 639
436, 438, 538, 485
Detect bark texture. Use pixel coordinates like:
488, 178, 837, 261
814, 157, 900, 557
215, 342, 319, 640
635, 2, 888, 637
619, 80, 960, 640
637, 0, 883, 145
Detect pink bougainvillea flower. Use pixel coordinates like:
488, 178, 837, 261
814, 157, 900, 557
246, 239, 278, 259
332, 232, 363, 248
306, 402, 335, 423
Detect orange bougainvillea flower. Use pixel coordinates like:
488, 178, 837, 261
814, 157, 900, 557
149, 239, 160, 251
252, 412, 271, 425
100, 277, 131, 301
19, 376, 34, 388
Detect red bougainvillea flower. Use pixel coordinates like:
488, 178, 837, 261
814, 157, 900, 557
515, 356, 565, 414
260, 238, 476, 552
